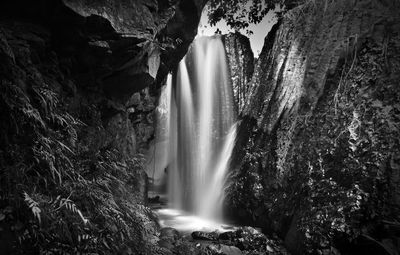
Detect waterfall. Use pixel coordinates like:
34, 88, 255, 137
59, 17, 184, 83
166, 35, 237, 221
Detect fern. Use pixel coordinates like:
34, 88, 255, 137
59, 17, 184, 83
23, 192, 41, 224
32, 86, 59, 115
23, 107, 46, 129
1, 82, 47, 130
50, 112, 70, 128
1, 77, 151, 253
54, 196, 88, 224
55, 140, 75, 155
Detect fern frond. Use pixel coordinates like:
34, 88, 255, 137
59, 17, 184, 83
50, 113, 70, 128
33, 86, 59, 112
56, 140, 75, 155
56, 197, 89, 224
23, 107, 46, 129
23, 192, 41, 224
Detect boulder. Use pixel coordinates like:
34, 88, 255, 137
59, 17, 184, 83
218, 231, 236, 241
207, 244, 243, 255
227, 227, 268, 252
220, 245, 243, 255
160, 227, 180, 242
192, 231, 219, 241
158, 239, 175, 250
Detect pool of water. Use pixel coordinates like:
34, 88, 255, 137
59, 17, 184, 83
155, 208, 236, 233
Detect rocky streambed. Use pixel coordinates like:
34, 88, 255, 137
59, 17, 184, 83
156, 225, 289, 255
149, 189, 289, 254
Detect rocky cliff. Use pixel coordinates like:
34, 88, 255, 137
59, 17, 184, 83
223, 32, 255, 113
0, 0, 205, 253
227, 0, 400, 254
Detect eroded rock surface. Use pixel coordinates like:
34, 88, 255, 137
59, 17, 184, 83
223, 32, 255, 113
227, 0, 400, 253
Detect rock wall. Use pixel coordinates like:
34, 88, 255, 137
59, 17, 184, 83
223, 32, 255, 113
0, 0, 206, 153
227, 0, 400, 253
0, 0, 206, 253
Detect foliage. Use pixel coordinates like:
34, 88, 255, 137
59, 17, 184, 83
206, 0, 300, 31
280, 36, 400, 253
0, 35, 154, 254
297, 160, 367, 252
225, 136, 266, 222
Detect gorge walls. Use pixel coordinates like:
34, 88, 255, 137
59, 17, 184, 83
226, 0, 400, 253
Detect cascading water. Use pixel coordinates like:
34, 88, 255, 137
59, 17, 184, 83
166, 35, 237, 221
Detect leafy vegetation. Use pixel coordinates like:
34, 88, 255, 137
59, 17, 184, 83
294, 36, 400, 253
0, 26, 157, 254
0, 78, 154, 254
206, 0, 301, 31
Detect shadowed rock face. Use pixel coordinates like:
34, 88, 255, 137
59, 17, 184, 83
62, 0, 168, 38
61, 0, 207, 101
0, 0, 206, 156
222, 32, 255, 113
227, 0, 400, 253
0, 0, 206, 102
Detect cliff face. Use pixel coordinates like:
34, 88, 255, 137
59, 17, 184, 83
227, 0, 400, 253
0, 0, 205, 253
222, 32, 255, 113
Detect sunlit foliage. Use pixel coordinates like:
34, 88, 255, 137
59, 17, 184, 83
206, 0, 299, 30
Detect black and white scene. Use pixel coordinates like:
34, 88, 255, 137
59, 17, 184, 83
0, 0, 399, 254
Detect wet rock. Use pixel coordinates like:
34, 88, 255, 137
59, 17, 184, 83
160, 227, 180, 242
158, 238, 175, 250
207, 244, 243, 255
220, 245, 243, 255
158, 228, 180, 252
149, 195, 161, 203
233, 227, 268, 252
218, 231, 236, 241
192, 231, 219, 241
237, 226, 261, 236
